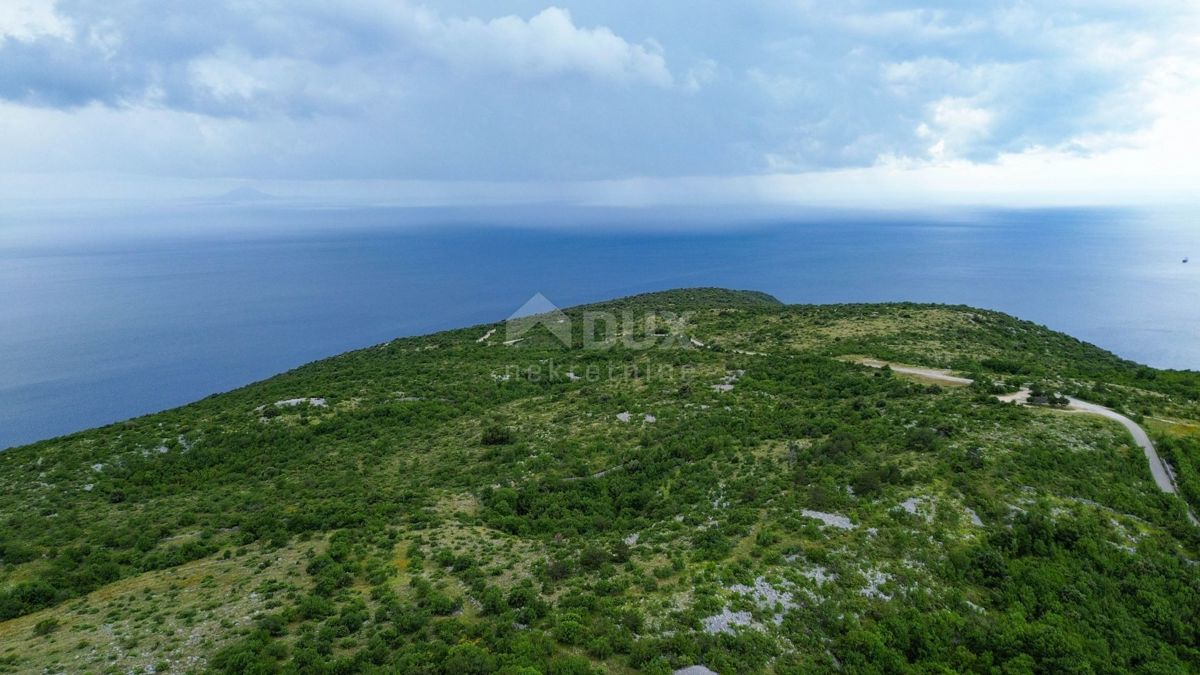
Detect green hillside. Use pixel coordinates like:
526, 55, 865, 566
2, 288, 1199, 674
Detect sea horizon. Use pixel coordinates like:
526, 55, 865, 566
2, 204, 1197, 450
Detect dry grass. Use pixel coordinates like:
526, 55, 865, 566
0, 540, 318, 674
1146, 416, 1200, 438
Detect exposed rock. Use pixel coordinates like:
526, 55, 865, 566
860, 569, 892, 600
676, 667, 719, 675
701, 608, 754, 634
801, 509, 855, 530
274, 397, 327, 408
729, 577, 798, 625
965, 507, 984, 526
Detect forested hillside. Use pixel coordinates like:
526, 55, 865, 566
2, 288, 1198, 674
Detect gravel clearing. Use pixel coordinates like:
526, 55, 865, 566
675, 667, 719, 675
274, 397, 326, 408
898, 496, 934, 522
729, 577, 798, 625
965, 508, 984, 526
799, 565, 836, 584
711, 369, 744, 393
801, 509, 855, 529
860, 569, 892, 600
701, 608, 754, 634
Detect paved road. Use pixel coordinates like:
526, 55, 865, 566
1064, 397, 1174, 492
859, 359, 1199, 525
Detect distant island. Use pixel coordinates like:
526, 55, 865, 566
1, 289, 1198, 673
212, 186, 281, 203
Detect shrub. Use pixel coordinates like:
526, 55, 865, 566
0, 581, 61, 620
444, 644, 496, 675
553, 618, 585, 646
479, 586, 506, 615
905, 427, 939, 451
579, 546, 610, 571
425, 591, 461, 616
256, 613, 287, 637
481, 425, 513, 446
587, 636, 614, 659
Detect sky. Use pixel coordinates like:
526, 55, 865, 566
2, 1, 1199, 207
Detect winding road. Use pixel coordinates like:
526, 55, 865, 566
859, 359, 1199, 525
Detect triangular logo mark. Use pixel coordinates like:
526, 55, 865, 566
505, 293, 572, 347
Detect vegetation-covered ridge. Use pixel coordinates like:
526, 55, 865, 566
2, 288, 1199, 674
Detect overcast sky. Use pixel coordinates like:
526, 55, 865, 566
2, 1, 1198, 206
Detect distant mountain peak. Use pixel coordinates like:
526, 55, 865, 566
217, 186, 278, 201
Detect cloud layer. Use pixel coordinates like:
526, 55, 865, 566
1, 1, 1197, 200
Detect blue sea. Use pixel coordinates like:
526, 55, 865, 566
2, 204, 1198, 449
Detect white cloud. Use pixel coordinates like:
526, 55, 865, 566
917, 97, 994, 161
185, 49, 383, 116
412, 6, 673, 86
881, 58, 1018, 99
1, 1, 1198, 203
0, 2, 677, 116
0, 0, 72, 42
189, 53, 264, 103
683, 58, 718, 93
840, 9, 985, 41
